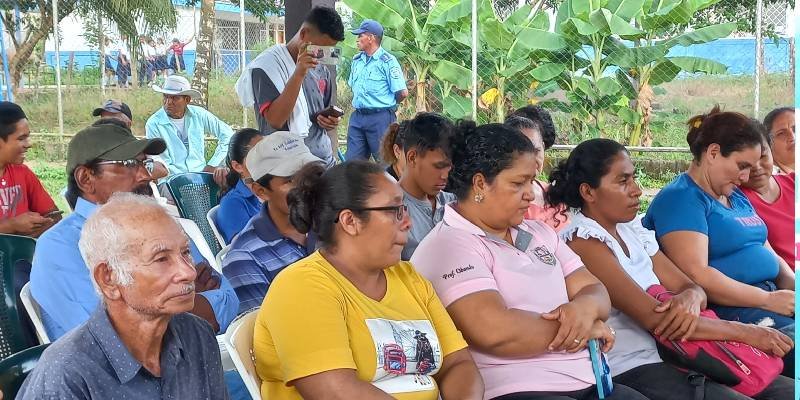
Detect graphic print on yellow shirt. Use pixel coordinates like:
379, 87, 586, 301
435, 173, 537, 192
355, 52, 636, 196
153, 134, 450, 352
366, 318, 441, 393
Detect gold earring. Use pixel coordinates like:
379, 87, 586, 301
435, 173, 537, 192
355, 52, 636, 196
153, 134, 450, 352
474, 193, 484, 203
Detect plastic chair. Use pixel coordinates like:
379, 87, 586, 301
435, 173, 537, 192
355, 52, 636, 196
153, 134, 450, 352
216, 244, 231, 273
19, 283, 49, 345
176, 218, 221, 274
165, 173, 222, 255
0, 343, 50, 398
224, 309, 262, 400
0, 234, 36, 359
206, 205, 226, 248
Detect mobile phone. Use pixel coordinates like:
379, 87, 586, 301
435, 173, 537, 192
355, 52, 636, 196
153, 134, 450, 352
588, 339, 613, 399
307, 45, 341, 65
43, 210, 64, 218
319, 105, 344, 118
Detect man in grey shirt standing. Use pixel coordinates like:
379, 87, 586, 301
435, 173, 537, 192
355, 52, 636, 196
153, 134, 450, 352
18, 193, 228, 399
236, 7, 344, 168
396, 113, 458, 260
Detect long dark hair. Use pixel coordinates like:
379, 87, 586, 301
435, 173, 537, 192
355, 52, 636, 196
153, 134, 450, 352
223, 128, 262, 195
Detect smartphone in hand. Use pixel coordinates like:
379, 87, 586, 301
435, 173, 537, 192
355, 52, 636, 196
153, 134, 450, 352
307, 45, 341, 65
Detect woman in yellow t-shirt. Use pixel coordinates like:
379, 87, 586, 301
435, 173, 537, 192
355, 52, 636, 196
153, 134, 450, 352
254, 160, 484, 400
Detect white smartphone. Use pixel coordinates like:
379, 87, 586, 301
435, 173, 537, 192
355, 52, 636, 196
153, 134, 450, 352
307, 45, 341, 65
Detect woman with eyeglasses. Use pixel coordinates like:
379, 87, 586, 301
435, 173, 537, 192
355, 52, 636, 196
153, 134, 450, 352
253, 160, 483, 400
411, 121, 645, 400
216, 128, 264, 244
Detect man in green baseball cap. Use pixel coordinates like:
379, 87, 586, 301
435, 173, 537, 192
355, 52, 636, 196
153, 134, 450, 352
65, 123, 166, 208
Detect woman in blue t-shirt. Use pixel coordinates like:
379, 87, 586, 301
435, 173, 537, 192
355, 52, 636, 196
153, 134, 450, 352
643, 107, 794, 366
217, 128, 264, 244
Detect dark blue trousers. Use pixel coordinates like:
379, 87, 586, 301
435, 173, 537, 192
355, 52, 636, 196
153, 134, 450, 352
346, 108, 396, 161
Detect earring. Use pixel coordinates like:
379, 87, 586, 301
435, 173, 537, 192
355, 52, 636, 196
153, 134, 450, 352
474, 193, 484, 203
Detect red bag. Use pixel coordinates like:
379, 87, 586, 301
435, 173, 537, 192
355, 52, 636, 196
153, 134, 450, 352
646, 285, 783, 397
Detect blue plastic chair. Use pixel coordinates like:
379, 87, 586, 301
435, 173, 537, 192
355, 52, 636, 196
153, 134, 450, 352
165, 172, 222, 255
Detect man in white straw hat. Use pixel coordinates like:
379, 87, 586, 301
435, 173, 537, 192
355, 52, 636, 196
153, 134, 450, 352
145, 75, 232, 186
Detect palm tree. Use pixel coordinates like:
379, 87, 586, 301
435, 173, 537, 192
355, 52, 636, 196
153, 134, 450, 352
190, 0, 214, 107
1, 0, 176, 94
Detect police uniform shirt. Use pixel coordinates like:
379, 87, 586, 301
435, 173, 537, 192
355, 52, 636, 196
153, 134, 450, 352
348, 46, 407, 110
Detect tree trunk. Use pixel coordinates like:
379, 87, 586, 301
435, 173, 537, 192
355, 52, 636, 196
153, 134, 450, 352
191, 0, 215, 108
5, 0, 76, 94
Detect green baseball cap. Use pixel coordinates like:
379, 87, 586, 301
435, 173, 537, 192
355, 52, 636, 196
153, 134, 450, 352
66, 124, 167, 173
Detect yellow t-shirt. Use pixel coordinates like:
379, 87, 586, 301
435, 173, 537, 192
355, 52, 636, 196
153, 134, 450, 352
254, 251, 467, 400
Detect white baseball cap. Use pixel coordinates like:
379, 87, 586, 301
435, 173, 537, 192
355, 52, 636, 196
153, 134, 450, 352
246, 131, 323, 181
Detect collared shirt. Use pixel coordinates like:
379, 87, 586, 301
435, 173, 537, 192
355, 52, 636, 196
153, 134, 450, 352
411, 204, 594, 398
216, 180, 262, 244
17, 307, 229, 400
30, 197, 240, 340
348, 46, 407, 109
401, 189, 456, 261
145, 105, 233, 176
222, 203, 316, 315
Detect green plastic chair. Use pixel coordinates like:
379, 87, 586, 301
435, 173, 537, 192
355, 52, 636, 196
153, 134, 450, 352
0, 234, 35, 360
166, 172, 222, 255
0, 343, 49, 398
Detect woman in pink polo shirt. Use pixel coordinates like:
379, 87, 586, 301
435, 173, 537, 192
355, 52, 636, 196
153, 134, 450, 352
411, 121, 647, 400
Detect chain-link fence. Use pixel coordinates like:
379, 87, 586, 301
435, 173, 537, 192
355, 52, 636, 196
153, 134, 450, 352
0, 0, 794, 149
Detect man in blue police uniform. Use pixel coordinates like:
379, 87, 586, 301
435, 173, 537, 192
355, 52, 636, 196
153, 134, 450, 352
346, 19, 408, 161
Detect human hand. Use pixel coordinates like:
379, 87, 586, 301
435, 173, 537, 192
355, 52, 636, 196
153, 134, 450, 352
653, 289, 703, 340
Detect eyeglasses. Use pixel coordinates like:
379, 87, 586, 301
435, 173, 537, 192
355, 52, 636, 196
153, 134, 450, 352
352, 204, 408, 222
97, 158, 155, 174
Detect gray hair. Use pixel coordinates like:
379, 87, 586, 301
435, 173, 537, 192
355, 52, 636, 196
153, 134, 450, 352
78, 192, 176, 296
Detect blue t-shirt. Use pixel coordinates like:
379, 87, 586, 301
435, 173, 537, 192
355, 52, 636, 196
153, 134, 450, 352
216, 180, 262, 244
643, 173, 778, 285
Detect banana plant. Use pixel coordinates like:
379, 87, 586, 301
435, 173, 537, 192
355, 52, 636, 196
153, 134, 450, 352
342, 0, 473, 113
543, 0, 735, 144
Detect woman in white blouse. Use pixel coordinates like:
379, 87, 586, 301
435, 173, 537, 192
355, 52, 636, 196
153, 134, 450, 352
547, 138, 794, 400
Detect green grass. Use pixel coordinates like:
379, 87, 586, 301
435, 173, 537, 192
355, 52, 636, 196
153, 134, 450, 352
17, 73, 791, 214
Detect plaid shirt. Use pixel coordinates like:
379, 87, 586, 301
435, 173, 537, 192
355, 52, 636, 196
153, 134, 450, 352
222, 203, 316, 315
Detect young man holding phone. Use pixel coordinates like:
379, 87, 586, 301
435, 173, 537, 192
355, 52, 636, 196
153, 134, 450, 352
236, 7, 344, 168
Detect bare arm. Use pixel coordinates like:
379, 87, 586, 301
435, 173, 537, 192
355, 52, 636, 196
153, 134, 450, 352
659, 231, 772, 308
294, 369, 393, 400
395, 89, 409, 102
263, 44, 318, 130
434, 349, 484, 400
765, 241, 795, 290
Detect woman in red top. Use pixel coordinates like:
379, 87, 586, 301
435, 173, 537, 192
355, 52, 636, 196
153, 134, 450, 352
0, 102, 60, 237
740, 121, 795, 270
169, 34, 194, 73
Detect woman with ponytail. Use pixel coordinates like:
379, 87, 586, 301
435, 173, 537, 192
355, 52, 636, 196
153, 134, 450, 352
215, 128, 264, 244
550, 138, 793, 399
642, 106, 795, 376
253, 160, 483, 400
380, 120, 407, 180
411, 121, 646, 400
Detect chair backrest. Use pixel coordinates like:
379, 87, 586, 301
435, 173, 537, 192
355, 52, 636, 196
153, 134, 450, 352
216, 244, 231, 273
0, 234, 35, 359
166, 173, 221, 255
0, 343, 49, 398
206, 205, 226, 249
224, 309, 261, 400
19, 283, 49, 345
175, 218, 221, 273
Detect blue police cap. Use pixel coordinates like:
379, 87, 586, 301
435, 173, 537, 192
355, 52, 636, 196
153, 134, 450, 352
351, 19, 384, 37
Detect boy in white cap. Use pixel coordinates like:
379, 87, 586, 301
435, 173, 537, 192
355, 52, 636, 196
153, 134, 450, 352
221, 131, 323, 315
145, 75, 233, 185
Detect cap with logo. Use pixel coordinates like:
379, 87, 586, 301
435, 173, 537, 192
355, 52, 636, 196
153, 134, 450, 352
92, 99, 132, 120
67, 124, 166, 173
351, 19, 384, 37
245, 131, 323, 181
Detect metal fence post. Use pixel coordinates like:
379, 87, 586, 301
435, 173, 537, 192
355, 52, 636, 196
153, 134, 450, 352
52, 0, 65, 140
754, 0, 763, 118
239, 0, 247, 127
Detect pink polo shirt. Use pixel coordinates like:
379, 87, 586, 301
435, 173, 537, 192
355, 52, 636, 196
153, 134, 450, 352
411, 205, 595, 398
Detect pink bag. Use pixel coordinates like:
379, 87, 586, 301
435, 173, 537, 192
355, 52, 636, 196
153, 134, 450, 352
646, 285, 783, 397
